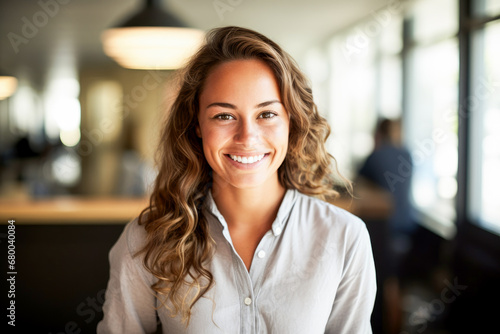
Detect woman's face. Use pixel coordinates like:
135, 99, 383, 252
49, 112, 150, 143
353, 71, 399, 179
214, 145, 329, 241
197, 59, 290, 190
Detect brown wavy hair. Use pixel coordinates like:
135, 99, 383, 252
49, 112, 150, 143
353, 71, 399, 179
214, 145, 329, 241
137, 26, 349, 324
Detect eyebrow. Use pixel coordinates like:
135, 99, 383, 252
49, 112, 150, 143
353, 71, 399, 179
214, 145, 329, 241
206, 100, 282, 110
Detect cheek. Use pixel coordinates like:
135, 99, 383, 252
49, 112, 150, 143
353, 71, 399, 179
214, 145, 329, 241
200, 127, 225, 159
272, 123, 290, 149
201, 138, 218, 171
276, 125, 290, 162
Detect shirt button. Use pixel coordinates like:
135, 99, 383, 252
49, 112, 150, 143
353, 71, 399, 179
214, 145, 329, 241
244, 297, 252, 306
274, 227, 282, 235
257, 250, 266, 258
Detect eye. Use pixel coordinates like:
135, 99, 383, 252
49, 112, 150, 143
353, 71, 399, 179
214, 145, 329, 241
259, 111, 277, 119
214, 113, 235, 121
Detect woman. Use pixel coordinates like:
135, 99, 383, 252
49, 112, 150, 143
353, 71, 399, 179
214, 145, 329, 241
98, 26, 376, 334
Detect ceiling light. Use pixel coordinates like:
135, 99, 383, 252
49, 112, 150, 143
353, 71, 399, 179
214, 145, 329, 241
0, 70, 18, 100
101, 0, 204, 70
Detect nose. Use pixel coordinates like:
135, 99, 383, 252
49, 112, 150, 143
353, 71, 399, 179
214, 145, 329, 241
234, 119, 259, 147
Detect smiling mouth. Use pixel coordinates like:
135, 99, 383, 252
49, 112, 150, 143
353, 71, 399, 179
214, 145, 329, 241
228, 154, 266, 164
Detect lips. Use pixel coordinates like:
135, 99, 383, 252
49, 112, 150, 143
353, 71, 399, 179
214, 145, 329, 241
228, 154, 266, 164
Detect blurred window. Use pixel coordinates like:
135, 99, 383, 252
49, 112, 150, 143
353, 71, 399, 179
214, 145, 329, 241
405, 40, 459, 229
404, 0, 459, 237
411, 0, 458, 44
473, 0, 500, 17
469, 20, 500, 235
305, 0, 500, 240
321, 11, 403, 179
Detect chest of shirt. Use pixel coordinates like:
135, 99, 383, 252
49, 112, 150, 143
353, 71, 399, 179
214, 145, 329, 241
156, 216, 345, 333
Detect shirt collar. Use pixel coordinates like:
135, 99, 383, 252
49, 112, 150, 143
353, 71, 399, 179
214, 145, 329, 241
204, 188, 298, 237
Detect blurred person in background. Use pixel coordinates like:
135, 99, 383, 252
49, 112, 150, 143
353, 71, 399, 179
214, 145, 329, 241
357, 117, 416, 333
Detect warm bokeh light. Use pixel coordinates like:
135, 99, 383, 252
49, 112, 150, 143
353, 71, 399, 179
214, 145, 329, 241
0, 76, 18, 100
101, 27, 205, 70
52, 152, 81, 186
60, 128, 81, 147
53, 97, 81, 131
44, 77, 81, 146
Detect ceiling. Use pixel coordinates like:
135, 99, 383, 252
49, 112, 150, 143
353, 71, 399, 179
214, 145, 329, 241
0, 0, 389, 88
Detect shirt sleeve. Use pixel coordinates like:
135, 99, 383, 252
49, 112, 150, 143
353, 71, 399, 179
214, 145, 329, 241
97, 220, 159, 334
324, 220, 377, 334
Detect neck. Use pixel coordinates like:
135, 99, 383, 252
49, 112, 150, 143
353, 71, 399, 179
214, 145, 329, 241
211, 177, 286, 231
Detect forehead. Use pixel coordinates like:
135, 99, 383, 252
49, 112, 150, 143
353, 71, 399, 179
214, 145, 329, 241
199, 59, 281, 103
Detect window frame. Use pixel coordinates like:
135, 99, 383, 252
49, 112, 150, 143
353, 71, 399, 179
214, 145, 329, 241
456, 0, 500, 256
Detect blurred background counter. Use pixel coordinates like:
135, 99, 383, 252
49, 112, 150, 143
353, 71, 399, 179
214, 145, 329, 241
0, 196, 148, 224
0, 184, 392, 224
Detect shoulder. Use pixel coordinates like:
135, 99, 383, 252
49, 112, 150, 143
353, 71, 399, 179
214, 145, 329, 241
108, 218, 151, 277
288, 191, 374, 278
292, 191, 369, 241
294, 191, 365, 228
110, 217, 148, 257
106, 217, 157, 286
124, 217, 149, 254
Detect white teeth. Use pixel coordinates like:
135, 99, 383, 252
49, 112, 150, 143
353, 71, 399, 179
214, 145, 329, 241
229, 154, 265, 164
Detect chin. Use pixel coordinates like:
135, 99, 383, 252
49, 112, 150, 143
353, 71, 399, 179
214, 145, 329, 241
221, 175, 270, 190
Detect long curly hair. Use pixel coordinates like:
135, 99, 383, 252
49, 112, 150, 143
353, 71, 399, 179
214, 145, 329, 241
137, 26, 348, 325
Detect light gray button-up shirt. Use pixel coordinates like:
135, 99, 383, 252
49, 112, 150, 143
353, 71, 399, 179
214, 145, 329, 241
98, 189, 377, 333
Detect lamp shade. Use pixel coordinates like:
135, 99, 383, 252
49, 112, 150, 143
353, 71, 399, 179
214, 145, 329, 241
101, 0, 204, 70
0, 75, 18, 100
